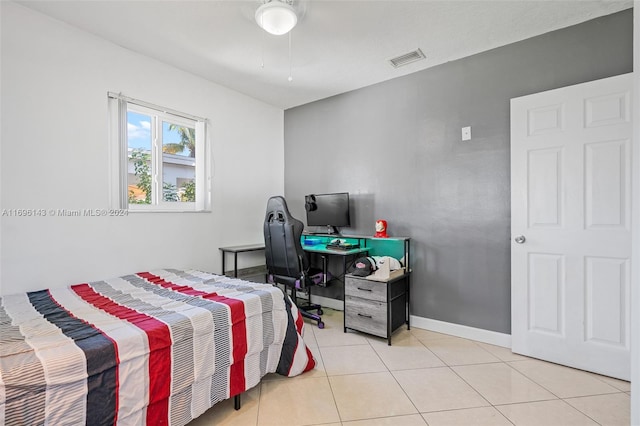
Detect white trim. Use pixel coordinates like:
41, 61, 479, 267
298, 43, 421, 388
195, 121, 207, 211
270, 285, 345, 312
112, 94, 210, 212
108, 91, 207, 123
310, 294, 344, 311
631, 3, 639, 423
107, 97, 128, 210
301, 295, 513, 348
128, 203, 202, 213
410, 315, 512, 348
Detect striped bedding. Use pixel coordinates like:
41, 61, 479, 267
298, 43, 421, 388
0, 269, 316, 425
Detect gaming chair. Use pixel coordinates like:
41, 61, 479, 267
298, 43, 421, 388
264, 196, 324, 329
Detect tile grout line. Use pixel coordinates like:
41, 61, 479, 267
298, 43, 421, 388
499, 361, 608, 426
562, 391, 630, 426
427, 339, 535, 425
316, 310, 362, 425
254, 381, 262, 426
445, 360, 507, 419
370, 330, 425, 421
254, 316, 625, 426
396, 329, 516, 425
302, 314, 620, 426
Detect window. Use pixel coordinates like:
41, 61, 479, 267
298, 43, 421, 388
108, 93, 209, 212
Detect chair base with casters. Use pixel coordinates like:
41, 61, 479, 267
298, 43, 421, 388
268, 269, 325, 329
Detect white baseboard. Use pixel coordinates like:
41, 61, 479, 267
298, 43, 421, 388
301, 291, 511, 348
308, 294, 344, 311
285, 290, 344, 312
410, 315, 512, 348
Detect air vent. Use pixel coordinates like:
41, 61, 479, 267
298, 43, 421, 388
388, 48, 426, 68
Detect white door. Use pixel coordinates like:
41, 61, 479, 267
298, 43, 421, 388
511, 73, 633, 380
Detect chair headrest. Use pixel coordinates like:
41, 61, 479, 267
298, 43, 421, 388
265, 196, 293, 223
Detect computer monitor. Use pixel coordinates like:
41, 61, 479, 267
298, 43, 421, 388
305, 192, 350, 234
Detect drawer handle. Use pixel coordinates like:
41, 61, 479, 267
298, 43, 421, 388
356, 287, 372, 292
357, 313, 372, 318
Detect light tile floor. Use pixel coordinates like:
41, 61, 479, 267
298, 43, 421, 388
189, 309, 631, 426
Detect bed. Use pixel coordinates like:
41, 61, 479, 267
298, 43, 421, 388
0, 269, 316, 425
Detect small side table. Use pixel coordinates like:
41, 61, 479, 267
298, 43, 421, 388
219, 244, 265, 277
344, 271, 410, 345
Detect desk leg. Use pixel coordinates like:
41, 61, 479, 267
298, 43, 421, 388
322, 255, 328, 284
222, 252, 226, 276
406, 240, 411, 330
234, 252, 238, 278
343, 256, 347, 333
342, 256, 347, 278
387, 282, 392, 345
407, 274, 411, 330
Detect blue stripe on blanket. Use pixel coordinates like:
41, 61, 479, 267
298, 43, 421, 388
28, 290, 118, 426
276, 295, 300, 376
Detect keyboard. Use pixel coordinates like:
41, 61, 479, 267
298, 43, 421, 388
326, 243, 360, 251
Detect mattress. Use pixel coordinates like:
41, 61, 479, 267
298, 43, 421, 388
0, 269, 315, 425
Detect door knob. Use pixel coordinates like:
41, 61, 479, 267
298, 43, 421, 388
514, 235, 526, 244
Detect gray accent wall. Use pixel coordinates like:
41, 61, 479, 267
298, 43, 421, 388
283, 9, 633, 334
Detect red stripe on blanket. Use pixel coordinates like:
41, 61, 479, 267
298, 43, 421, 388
71, 284, 172, 426
137, 272, 208, 296
291, 305, 315, 373
286, 311, 315, 376
304, 346, 316, 372
294, 306, 304, 335
140, 272, 248, 397
205, 296, 247, 397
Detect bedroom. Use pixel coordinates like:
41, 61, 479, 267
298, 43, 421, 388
1, 1, 638, 425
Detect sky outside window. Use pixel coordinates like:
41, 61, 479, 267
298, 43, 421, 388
127, 111, 188, 155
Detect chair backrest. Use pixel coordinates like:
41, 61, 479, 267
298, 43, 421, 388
264, 196, 309, 286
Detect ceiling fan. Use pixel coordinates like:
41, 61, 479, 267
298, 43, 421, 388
255, 0, 297, 35
254, 0, 308, 35
252, 0, 308, 81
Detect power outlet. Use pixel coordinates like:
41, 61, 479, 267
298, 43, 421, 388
461, 126, 471, 141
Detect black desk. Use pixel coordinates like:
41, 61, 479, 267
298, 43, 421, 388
302, 235, 412, 344
302, 244, 369, 285
219, 244, 265, 277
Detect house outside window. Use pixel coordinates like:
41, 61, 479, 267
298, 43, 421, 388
109, 93, 209, 212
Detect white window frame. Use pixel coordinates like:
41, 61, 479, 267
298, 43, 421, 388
108, 93, 211, 212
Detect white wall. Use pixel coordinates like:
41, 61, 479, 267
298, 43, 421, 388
0, 2, 284, 295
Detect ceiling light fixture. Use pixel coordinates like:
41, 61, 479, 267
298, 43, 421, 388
255, 0, 298, 36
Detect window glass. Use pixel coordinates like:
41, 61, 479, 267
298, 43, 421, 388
127, 111, 152, 204
162, 121, 196, 203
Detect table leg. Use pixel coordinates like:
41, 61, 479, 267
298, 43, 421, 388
234, 252, 238, 277
343, 256, 347, 333
322, 255, 328, 284
222, 252, 226, 276
387, 282, 392, 345
407, 274, 411, 330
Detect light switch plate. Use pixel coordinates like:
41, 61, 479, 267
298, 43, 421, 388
462, 126, 471, 141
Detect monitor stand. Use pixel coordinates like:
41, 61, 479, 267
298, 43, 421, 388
325, 226, 340, 235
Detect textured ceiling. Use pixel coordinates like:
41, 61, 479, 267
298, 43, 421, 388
16, 0, 633, 109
